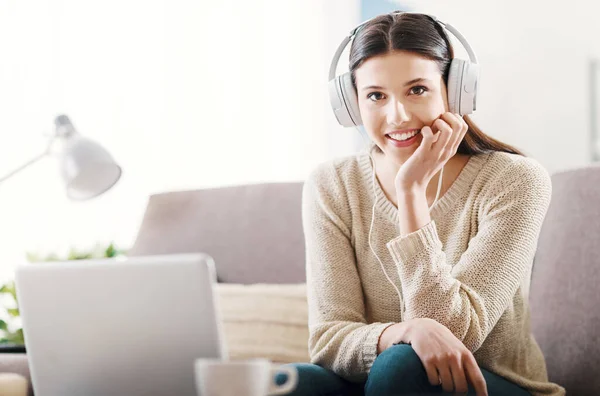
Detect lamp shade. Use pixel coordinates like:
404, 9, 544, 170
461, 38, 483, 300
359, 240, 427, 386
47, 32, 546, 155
59, 135, 122, 200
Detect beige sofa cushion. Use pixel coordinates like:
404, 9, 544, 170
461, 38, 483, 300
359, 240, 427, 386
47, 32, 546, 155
215, 283, 310, 364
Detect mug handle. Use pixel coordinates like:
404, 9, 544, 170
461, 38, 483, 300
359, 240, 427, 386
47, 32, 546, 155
268, 366, 298, 395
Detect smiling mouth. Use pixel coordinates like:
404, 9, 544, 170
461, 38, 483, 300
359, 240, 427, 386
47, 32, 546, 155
386, 129, 421, 142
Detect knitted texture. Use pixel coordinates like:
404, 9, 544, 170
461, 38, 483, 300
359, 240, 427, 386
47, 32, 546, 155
302, 150, 565, 396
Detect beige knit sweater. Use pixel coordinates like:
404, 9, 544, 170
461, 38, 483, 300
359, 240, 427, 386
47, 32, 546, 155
302, 149, 565, 396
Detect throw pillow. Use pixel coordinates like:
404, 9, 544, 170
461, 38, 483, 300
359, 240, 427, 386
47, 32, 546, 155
215, 283, 310, 364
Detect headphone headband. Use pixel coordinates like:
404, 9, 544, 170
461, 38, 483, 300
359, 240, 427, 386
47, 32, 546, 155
328, 11, 478, 82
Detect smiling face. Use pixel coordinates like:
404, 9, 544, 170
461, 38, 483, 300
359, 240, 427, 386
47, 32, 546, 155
354, 50, 448, 167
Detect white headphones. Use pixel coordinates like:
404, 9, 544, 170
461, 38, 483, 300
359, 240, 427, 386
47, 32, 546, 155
328, 11, 480, 127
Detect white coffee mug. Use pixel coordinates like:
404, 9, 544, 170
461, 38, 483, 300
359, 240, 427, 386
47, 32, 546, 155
194, 358, 298, 396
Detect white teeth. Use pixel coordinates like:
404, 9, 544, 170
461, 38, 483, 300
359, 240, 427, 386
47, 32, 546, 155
389, 130, 418, 141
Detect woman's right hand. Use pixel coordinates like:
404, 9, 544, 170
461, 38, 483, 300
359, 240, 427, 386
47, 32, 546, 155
379, 318, 488, 396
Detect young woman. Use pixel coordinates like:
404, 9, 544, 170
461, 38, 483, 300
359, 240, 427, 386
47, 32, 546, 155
284, 11, 565, 396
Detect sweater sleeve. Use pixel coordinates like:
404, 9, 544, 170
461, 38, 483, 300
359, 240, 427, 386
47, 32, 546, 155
386, 159, 552, 353
302, 164, 394, 383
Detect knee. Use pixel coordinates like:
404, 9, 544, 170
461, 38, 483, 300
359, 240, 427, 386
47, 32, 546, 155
364, 344, 430, 395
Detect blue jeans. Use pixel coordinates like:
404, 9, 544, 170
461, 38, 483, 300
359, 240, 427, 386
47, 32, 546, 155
276, 344, 530, 396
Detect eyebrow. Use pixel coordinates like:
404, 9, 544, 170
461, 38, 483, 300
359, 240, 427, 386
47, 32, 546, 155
361, 78, 430, 91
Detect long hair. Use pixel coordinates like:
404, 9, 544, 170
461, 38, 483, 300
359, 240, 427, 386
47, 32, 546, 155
349, 12, 524, 156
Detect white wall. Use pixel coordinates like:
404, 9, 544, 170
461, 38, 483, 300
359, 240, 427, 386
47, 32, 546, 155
3, 0, 596, 283
0, 0, 361, 282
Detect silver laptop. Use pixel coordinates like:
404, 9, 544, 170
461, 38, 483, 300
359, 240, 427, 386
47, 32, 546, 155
15, 253, 227, 396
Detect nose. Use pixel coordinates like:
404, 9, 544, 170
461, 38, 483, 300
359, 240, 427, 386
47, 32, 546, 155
386, 98, 410, 126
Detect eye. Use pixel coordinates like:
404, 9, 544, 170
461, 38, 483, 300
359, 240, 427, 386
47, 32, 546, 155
366, 92, 385, 102
409, 85, 428, 96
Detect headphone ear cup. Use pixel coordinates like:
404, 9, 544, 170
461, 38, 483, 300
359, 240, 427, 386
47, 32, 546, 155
340, 72, 363, 126
447, 59, 479, 115
328, 75, 356, 127
328, 77, 352, 127
328, 72, 363, 127
447, 59, 463, 114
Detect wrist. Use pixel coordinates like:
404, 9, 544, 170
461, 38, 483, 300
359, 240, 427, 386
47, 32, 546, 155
377, 321, 413, 354
395, 187, 426, 212
395, 185, 427, 199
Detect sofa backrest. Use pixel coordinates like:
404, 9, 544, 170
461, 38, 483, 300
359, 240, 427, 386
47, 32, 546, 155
530, 165, 600, 395
128, 182, 306, 284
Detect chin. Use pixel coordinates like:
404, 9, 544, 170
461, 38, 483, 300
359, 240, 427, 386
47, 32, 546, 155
380, 147, 415, 166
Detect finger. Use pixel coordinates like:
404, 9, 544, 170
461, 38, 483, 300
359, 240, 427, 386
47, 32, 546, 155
451, 113, 468, 151
423, 361, 441, 387
464, 355, 488, 396
441, 112, 466, 152
437, 364, 454, 394
449, 355, 469, 395
454, 113, 468, 135
432, 118, 453, 154
441, 112, 462, 133
420, 126, 436, 147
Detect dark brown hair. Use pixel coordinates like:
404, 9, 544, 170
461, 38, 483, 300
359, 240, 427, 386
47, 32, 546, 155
349, 12, 524, 156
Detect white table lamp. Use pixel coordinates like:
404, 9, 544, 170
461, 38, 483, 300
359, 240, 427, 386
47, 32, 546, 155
0, 114, 122, 200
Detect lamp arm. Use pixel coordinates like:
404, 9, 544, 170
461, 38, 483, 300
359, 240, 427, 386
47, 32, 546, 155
0, 149, 50, 185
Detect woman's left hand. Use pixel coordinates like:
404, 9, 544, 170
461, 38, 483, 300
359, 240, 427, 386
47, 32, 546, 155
394, 112, 468, 193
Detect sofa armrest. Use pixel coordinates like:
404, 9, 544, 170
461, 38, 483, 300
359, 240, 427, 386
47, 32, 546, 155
0, 353, 33, 396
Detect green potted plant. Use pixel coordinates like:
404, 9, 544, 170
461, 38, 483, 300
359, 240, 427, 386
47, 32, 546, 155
0, 242, 125, 351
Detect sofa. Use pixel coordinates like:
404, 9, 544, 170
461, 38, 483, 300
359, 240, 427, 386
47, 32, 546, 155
2, 166, 600, 395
